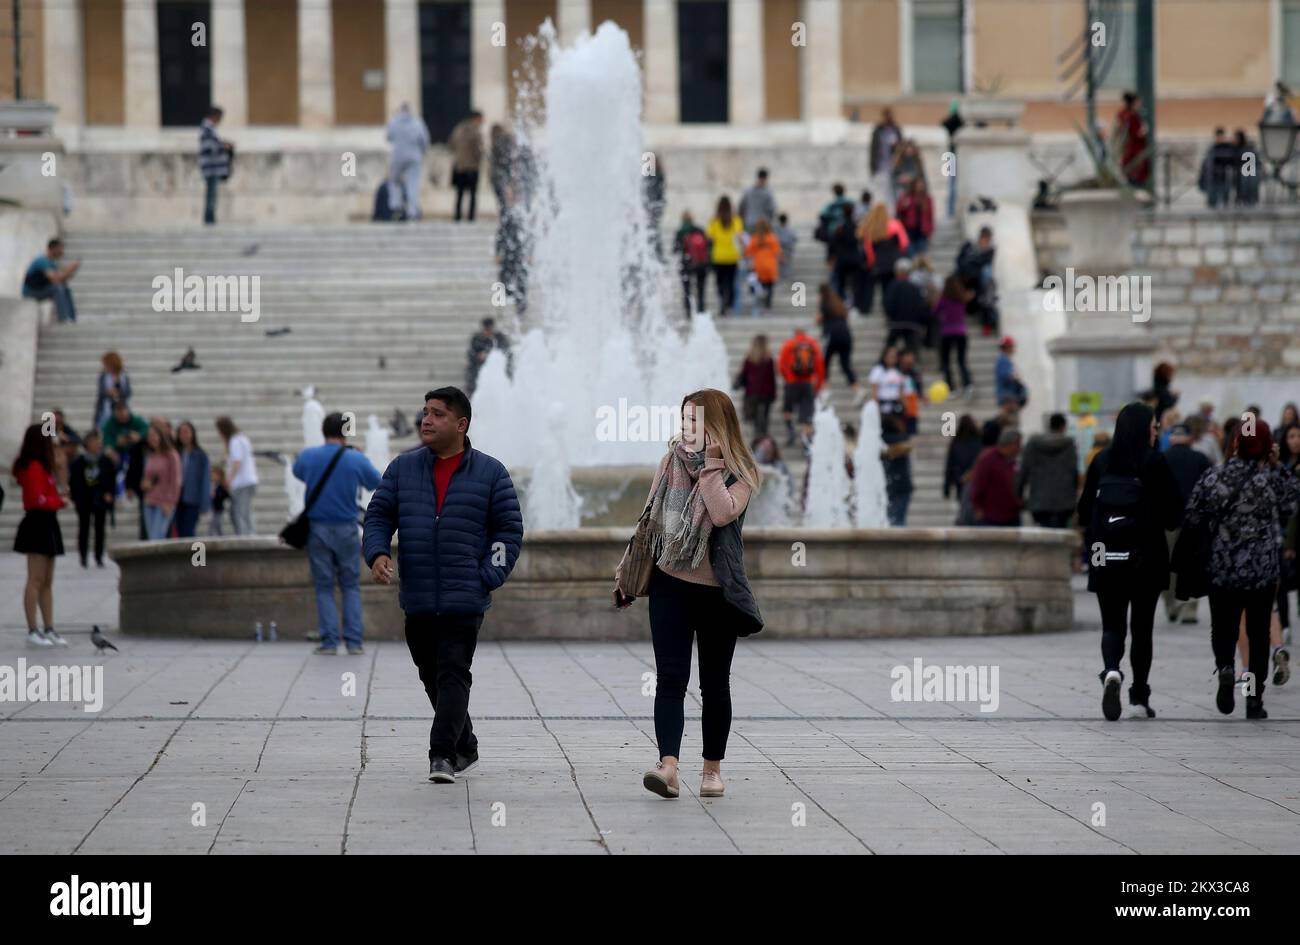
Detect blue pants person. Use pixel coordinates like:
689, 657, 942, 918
307, 521, 364, 650
23, 281, 77, 322
204, 175, 219, 225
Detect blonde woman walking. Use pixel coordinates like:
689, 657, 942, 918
614, 389, 764, 799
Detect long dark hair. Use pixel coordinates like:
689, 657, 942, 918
1107, 402, 1155, 475
715, 196, 733, 228
176, 420, 201, 452
13, 423, 53, 474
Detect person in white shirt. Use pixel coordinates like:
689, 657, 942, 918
215, 416, 259, 535
867, 344, 906, 416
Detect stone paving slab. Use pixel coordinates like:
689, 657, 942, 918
4, 553, 1300, 853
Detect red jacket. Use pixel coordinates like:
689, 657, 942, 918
969, 447, 1021, 524
15, 460, 64, 512
896, 192, 934, 239
777, 332, 825, 392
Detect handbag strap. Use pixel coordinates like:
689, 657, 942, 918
303, 445, 347, 515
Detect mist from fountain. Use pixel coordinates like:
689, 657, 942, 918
853, 399, 889, 528
803, 402, 851, 528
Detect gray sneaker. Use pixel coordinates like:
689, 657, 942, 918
313, 645, 337, 655
346, 644, 364, 655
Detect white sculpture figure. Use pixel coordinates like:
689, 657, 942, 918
301, 386, 324, 449
362, 414, 391, 509
853, 399, 889, 528
283, 455, 305, 521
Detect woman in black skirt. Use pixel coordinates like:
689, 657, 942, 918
13, 424, 68, 647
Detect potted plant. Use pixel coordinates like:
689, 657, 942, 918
1056, 123, 1151, 272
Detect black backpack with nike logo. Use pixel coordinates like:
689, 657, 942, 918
1090, 472, 1145, 573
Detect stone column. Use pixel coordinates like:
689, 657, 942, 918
298, 0, 335, 127
642, 0, 677, 124
472, 0, 508, 122
801, 0, 845, 141
211, 0, 248, 125
557, 0, 592, 44
123, 0, 160, 127
728, 0, 763, 125
385, 0, 422, 118
42, 0, 85, 130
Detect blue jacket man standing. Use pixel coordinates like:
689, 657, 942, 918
363, 386, 523, 783
294, 412, 383, 655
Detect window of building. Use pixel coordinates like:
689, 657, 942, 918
158, 0, 212, 126
678, 0, 728, 122
1096, 0, 1137, 91
911, 0, 963, 94
1284, 0, 1300, 88
420, 0, 473, 141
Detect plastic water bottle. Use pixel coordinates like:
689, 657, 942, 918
268, 621, 278, 642
254, 621, 263, 642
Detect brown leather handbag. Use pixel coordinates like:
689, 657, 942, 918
621, 503, 656, 597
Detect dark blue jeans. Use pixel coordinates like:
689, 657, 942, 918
306, 520, 363, 648
204, 175, 219, 224
24, 282, 77, 322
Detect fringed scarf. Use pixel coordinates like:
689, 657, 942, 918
647, 442, 713, 571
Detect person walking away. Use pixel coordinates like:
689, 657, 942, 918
1078, 402, 1184, 720
738, 168, 776, 233
890, 141, 926, 211
1151, 362, 1179, 425
1198, 128, 1237, 209
869, 107, 902, 211
93, 351, 131, 430
1113, 92, 1151, 188
22, 237, 80, 323
494, 186, 530, 315
13, 424, 68, 647
777, 328, 825, 449
774, 213, 797, 281
614, 389, 764, 799
862, 203, 909, 314
69, 431, 114, 568
937, 274, 975, 397
643, 152, 667, 261
364, 387, 523, 783
828, 213, 866, 313
1278, 422, 1300, 639
867, 344, 906, 419
733, 335, 776, 437
449, 110, 485, 222
956, 226, 997, 334
1187, 414, 1223, 466
140, 422, 182, 540
995, 336, 1028, 408
982, 397, 1020, 447
1017, 413, 1078, 528
816, 283, 862, 403
896, 178, 934, 257
944, 414, 982, 525
296, 412, 383, 655
743, 218, 780, 313
815, 183, 854, 253
881, 414, 914, 526
1184, 419, 1300, 719
970, 429, 1023, 527
465, 317, 511, 395
385, 103, 430, 220
174, 421, 211, 538
198, 106, 231, 225
673, 212, 710, 314
216, 417, 258, 535
1161, 423, 1212, 623
705, 197, 743, 316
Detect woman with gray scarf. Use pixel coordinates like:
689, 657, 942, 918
615, 389, 764, 800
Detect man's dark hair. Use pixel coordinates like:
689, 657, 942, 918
481, 317, 495, 330
1214, 126, 1225, 137
469, 109, 483, 119
756, 168, 768, 180
1049, 413, 1067, 433
426, 387, 472, 429
207, 105, 224, 120
979, 226, 994, 239
777, 213, 788, 225
1122, 91, 1137, 106
47, 238, 62, 251
832, 183, 845, 197
860, 190, 872, 204
322, 412, 347, 439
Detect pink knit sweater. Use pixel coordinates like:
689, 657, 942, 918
617, 449, 751, 588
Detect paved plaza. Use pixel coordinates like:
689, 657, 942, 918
3, 555, 1300, 855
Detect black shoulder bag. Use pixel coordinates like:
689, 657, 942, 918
279, 445, 347, 549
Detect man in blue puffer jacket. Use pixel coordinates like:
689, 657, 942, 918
364, 386, 523, 784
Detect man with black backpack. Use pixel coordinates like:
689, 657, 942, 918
293, 412, 383, 655
778, 328, 825, 449
1077, 403, 1184, 721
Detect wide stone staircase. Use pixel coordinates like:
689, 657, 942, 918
9, 219, 1000, 544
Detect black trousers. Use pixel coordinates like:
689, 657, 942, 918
823, 330, 856, 385
712, 263, 737, 312
1032, 510, 1072, 528
1097, 583, 1161, 702
681, 267, 707, 313
648, 568, 740, 761
405, 612, 484, 761
77, 507, 106, 564
940, 334, 972, 389
453, 169, 479, 221
1209, 584, 1275, 698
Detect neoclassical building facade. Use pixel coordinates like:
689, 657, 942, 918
7, 0, 1289, 144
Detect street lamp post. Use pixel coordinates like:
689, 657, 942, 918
1259, 106, 1299, 200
